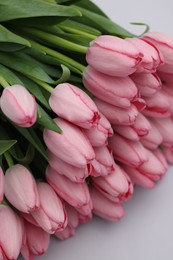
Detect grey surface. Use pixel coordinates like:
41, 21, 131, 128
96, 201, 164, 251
37, 1, 173, 259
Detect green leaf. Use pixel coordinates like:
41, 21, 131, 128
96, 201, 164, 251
0, 0, 81, 22
0, 64, 24, 85
130, 22, 150, 35
0, 140, 17, 156
10, 143, 35, 164
0, 51, 55, 83
57, 0, 84, 5
76, 0, 108, 18
37, 104, 62, 133
13, 125, 48, 161
74, 7, 135, 38
52, 64, 71, 85
0, 25, 30, 52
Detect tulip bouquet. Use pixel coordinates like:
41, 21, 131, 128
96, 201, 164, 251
0, 0, 173, 259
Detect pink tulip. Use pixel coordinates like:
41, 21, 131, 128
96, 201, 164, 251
55, 225, 75, 240
0, 84, 37, 127
83, 66, 138, 109
142, 32, 173, 73
0, 167, 4, 201
48, 150, 89, 183
75, 196, 93, 216
46, 166, 90, 208
0, 205, 23, 259
4, 164, 40, 213
31, 182, 67, 234
141, 119, 163, 149
90, 146, 114, 177
89, 186, 124, 221
162, 146, 173, 164
49, 83, 100, 129
138, 148, 167, 180
83, 125, 108, 147
153, 148, 168, 170
98, 112, 114, 137
91, 163, 133, 203
94, 98, 138, 125
109, 133, 148, 167
132, 97, 146, 113
43, 118, 95, 168
126, 37, 163, 73
142, 91, 171, 118
86, 35, 143, 77
130, 73, 162, 97
21, 212, 40, 227
21, 243, 34, 260
78, 212, 92, 223
123, 165, 155, 189
113, 113, 151, 141
152, 117, 173, 147
24, 221, 50, 256
157, 71, 173, 86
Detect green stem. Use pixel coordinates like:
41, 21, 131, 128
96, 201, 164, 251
58, 24, 97, 40
24, 27, 88, 54
28, 39, 85, 74
0, 76, 9, 88
27, 75, 53, 93
4, 151, 14, 167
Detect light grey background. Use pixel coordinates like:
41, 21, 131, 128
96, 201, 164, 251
36, 1, 173, 259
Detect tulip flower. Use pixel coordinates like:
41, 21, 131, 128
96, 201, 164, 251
0, 167, 4, 202
90, 146, 114, 177
113, 113, 151, 141
24, 221, 50, 256
130, 72, 162, 97
86, 35, 143, 77
46, 166, 91, 208
109, 133, 148, 167
94, 98, 138, 125
123, 166, 155, 189
0, 84, 37, 127
55, 226, 75, 240
4, 164, 40, 213
48, 150, 89, 183
0, 205, 23, 259
21, 212, 40, 227
141, 119, 163, 150
91, 163, 133, 203
153, 149, 168, 170
49, 83, 100, 129
126, 37, 163, 73
78, 212, 93, 223
162, 146, 173, 164
142, 90, 171, 118
157, 71, 173, 87
44, 118, 95, 168
75, 197, 93, 216
83, 66, 138, 109
152, 117, 173, 147
98, 112, 114, 137
21, 243, 34, 260
142, 32, 173, 73
31, 182, 67, 234
89, 186, 124, 221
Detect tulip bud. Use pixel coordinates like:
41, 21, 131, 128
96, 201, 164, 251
94, 98, 138, 125
113, 113, 151, 141
142, 32, 173, 73
44, 118, 95, 168
153, 149, 168, 170
91, 164, 133, 203
55, 226, 75, 240
157, 71, 173, 86
123, 165, 155, 189
48, 150, 89, 183
86, 35, 143, 77
152, 117, 173, 147
89, 186, 124, 221
31, 182, 67, 234
0, 167, 4, 202
21, 243, 34, 260
24, 221, 50, 256
130, 73, 162, 97
46, 166, 90, 208
4, 164, 40, 213
141, 119, 163, 150
0, 205, 23, 259
90, 146, 115, 177
109, 133, 148, 167
126, 37, 163, 73
142, 90, 171, 118
162, 146, 173, 164
49, 83, 100, 129
83, 66, 138, 109
0, 84, 37, 127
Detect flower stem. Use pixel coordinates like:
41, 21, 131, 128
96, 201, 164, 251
24, 27, 88, 54
28, 76, 53, 93
0, 76, 9, 88
4, 152, 14, 167
28, 39, 85, 74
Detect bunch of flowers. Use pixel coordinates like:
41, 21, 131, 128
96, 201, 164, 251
0, 0, 173, 259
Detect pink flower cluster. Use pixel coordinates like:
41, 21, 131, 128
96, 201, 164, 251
1, 31, 173, 259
